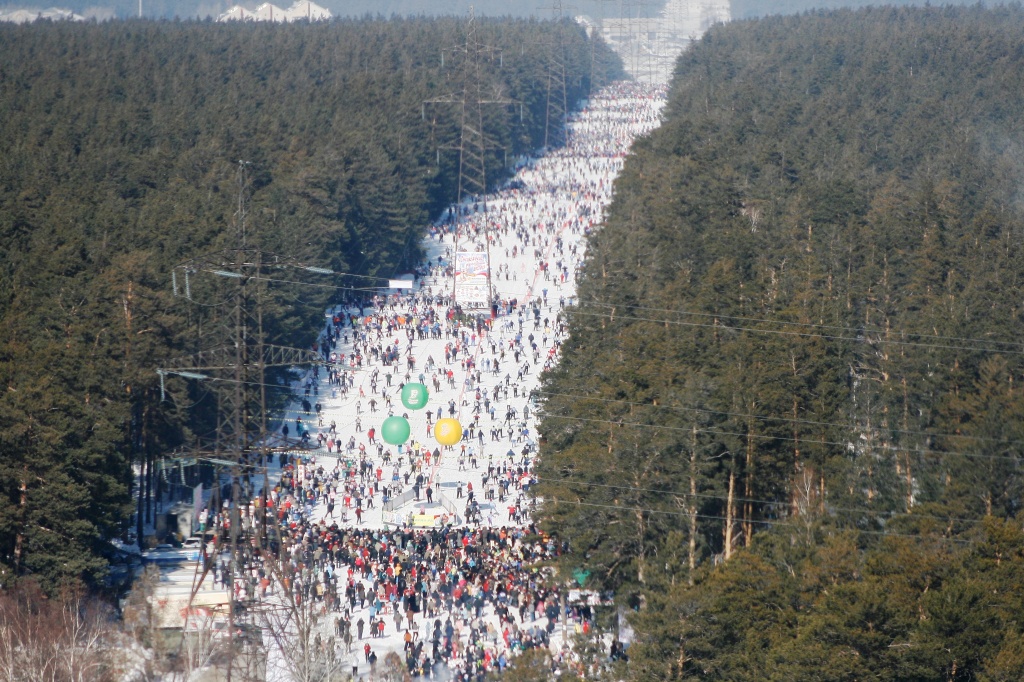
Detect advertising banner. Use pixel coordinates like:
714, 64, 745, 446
454, 251, 489, 305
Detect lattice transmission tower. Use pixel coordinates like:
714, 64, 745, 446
423, 10, 522, 308
541, 0, 572, 150
157, 161, 328, 682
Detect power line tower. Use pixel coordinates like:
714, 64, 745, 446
157, 161, 326, 682
423, 9, 518, 309
618, 0, 659, 82
541, 0, 573, 150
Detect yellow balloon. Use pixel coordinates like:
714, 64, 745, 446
434, 418, 463, 446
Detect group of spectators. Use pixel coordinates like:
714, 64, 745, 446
213, 81, 665, 680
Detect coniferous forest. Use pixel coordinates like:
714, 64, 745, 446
0, 17, 622, 589
6, 5, 1024, 679
536, 5, 1024, 680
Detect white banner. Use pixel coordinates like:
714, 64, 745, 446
455, 251, 489, 304
389, 279, 414, 290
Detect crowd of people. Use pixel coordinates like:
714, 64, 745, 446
221, 81, 666, 680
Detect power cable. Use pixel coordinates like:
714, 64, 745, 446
195, 269, 384, 294
271, 263, 393, 282
341, 454, 1003, 529
538, 412, 1024, 463
568, 305, 1024, 356
280, 456, 977, 545
580, 299, 1024, 351
534, 390, 1024, 447
541, 499, 974, 544
569, 303, 1024, 356
527, 475, 995, 527
163, 365, 1024, 464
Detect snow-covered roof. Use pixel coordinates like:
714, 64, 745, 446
217, 4, 249, 21
217, 0, 330, 22
0, 6, 85, 23
249, 3, 285, 22
282, 0, 330, 21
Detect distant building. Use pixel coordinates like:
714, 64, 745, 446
218, 0, 330, 22
0, 6, 85, 22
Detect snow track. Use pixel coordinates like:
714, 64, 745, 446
264, 81, 667, 681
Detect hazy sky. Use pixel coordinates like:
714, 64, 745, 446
323, 1, 665, 19
2, 1, 979, 34
1, 0, 667, 20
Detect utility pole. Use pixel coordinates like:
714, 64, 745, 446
619, 0, 658, 83
157, 161, 327, 681
423, 9, 519, 310
540, 0, 573, 150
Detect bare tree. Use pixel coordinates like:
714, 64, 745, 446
121, 566, 166, 679
0, 581, 122, 682
255, 559, 345, 682
178, 609, 225, 681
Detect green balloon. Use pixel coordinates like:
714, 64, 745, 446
401, 382, 429, 410
380, 416, 410, 445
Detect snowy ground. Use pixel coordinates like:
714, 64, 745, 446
287, 84, 665, 680
160, 81, 666, 681
292, 86, 666, 534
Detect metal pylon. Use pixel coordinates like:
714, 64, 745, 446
157, 161, 328, 682
542, 0, 572, 150
422, 9, 520, 307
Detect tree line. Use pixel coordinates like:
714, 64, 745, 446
535, 5, 1024, 679
0, 16, 623, 590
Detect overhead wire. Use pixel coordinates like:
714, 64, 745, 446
578, 299, 1024, 351
164, 191, 1012, 548
540, 499, 974, 544
533, 390, 1024, 447
339, 454, 987, 528
271, 263, 394, 283
303, 457, 976, 545
160, 367, 1024, 464
537, 412, 1024, 463
567, 307, 1024, 356
194, 269, 386, 294
526, 475, 992, 527
339, 454, 995, 529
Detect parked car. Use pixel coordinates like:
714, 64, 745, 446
141, 544, 190, 564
